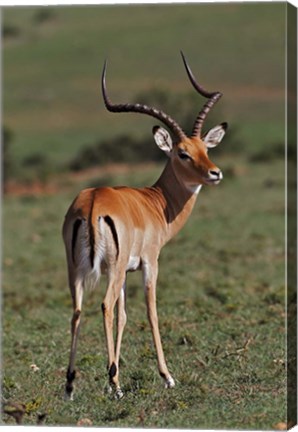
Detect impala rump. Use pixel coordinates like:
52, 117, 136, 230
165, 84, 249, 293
64, 191, 122, 288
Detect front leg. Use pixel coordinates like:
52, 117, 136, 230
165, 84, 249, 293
142, 259, 175, 389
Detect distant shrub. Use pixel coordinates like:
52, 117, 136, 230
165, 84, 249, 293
23, 153, 47, 168
288, 138, 297, 162
68, 134, 162, 172
32, 8, 57, 25
3, 126, 14, 145
3, 23, 21, 39
22, 153, 54, 183
249, 142, 285, 163
3, 126, 15, 188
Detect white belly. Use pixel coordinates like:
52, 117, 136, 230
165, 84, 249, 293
126, 256, 141, 272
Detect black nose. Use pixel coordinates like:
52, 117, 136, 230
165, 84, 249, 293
208, 169, 222, 179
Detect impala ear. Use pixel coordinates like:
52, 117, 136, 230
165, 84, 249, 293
203, 122, 228, 148
153, 126, 173, 155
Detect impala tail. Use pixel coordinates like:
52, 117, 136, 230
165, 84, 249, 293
62, 188, 113, 290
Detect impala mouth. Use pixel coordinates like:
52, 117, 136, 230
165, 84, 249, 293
206, 180, 221, 185
205, 176, 223, 185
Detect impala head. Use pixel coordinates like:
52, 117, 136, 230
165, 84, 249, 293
102, 51, 227, 188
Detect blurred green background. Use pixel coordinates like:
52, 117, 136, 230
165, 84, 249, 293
2, 3, 290, 429
3, 2, 285, 182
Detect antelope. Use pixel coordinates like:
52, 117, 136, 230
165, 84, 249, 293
63, 51, 227, 400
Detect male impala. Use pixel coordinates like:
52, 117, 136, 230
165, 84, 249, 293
63, 52, 227, 400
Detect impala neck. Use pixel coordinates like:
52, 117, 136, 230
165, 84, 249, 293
153, 159, 202, 241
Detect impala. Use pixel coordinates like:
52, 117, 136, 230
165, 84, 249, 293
63, 51, 227, 400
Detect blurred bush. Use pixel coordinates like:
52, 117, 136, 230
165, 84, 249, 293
22, 153, 55, 183
249, 141, 285, 163
68, 134, 159, 171
3, 23, 21, 39
32, 8, 57, 25
3, 126, 15, 189
3, 126, 55, 186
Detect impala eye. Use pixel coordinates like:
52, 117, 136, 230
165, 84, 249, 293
178, 150, 192, 161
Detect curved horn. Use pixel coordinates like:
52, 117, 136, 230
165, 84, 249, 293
180, 51, 223, 137
102, 60, 186, 142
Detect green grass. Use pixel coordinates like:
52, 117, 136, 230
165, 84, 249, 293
2, 155, 286, 428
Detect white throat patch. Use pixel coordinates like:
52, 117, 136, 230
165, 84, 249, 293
188, 184, 203, 195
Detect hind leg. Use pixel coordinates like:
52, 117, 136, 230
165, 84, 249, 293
114, 280, 127, 398
65, 278, 84, 400
102, 271, 126, 398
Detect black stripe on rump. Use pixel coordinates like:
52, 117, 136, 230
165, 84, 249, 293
88, 191, 96, 268
104, 216, 119, 259
72, 219, 82, 263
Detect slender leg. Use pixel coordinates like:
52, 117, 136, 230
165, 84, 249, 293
65, 279, 84, 400
115, 281, 127, 363
111, 281, 127, 399
102, 271, 126, 398
142, 260, 175, 388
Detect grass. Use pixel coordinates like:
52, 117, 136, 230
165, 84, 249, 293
2, 155, 286, 428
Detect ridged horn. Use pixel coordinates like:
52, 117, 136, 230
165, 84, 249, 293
180, 51, 223, 137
